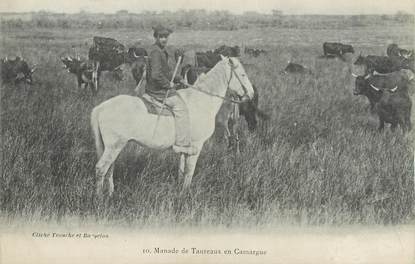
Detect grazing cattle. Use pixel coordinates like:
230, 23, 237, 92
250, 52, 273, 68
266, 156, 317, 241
1, 56, 36, 84
354, 54, 414, 74
323, 42, 354, 59
88, 36, 142, 92
387, 43, 413, 59
61, 56, 94, 91
88, 37, 129, 71
282, 62, 312, 74
352, 71, 412, 132
244, 47, 267, 57
214, 45, 241, 57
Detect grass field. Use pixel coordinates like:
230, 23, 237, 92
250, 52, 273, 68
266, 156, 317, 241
0, 21, 414, 228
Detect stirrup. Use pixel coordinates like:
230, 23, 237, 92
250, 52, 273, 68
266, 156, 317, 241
172, 145, 198, 155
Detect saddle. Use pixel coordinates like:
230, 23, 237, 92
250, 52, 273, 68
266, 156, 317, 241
140, 93, 173, 116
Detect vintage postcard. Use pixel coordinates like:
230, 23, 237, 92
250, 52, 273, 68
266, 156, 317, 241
0, 0, 414, 263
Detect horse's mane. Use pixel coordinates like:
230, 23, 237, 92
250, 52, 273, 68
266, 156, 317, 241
192, 59, 228, 90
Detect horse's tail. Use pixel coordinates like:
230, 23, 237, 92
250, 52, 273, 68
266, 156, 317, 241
91, 106, 104, 159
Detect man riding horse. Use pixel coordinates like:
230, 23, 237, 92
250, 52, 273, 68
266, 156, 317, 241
145, 25, 197, 155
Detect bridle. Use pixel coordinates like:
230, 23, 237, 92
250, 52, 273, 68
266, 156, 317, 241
186, 58, 250, 104
228, 59, 250, 98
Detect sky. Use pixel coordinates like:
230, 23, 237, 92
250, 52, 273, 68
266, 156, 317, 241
0, 0, 414, 15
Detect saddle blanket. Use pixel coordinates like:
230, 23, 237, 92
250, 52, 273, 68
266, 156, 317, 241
140, 93, 173, 116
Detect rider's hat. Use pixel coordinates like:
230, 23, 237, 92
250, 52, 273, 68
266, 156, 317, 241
152, 25, 173, 37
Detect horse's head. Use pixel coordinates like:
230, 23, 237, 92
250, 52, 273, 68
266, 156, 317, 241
220, 55, 255, 102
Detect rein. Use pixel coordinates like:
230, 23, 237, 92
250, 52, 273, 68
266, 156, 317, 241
185, 84, 242, 103
183, 60, 249, 104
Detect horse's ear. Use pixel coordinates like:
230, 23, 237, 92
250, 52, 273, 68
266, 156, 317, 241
220, 54, 226, 60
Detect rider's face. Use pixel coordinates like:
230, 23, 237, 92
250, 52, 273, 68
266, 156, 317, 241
156, 34, 169, 48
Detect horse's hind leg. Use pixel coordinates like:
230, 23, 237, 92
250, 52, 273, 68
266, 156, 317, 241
106, 164, 115, 197
96, 144, 125, 198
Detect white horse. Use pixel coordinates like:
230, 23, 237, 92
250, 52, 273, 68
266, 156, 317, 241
91, 55, 255, 198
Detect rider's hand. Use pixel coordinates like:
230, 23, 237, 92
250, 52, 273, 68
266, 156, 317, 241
173, 75, 183, 83
173, 83, 183, 89
175, 49, 184, 60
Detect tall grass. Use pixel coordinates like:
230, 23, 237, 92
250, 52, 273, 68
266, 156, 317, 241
0, 24, 414, 227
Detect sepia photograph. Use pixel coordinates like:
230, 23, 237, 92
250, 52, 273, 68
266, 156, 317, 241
0, 0, 414, 263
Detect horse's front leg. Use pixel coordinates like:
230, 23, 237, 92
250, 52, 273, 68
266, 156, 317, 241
93, 62, 100, 93
181, 147, 203, 194
178, 154, 186, 181
224, 122, 232, 148
230, 116, 240, 154
235, 132, 240, 154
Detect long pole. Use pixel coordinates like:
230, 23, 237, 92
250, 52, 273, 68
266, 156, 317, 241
152, 56, 182, 138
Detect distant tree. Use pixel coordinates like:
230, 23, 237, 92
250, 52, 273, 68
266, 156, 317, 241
394, 11, 414, 23
116, 10, 129, 15
193, 9, 207, 16
160, 10, 172, 16
272, 9, 283, 16
37, 10, 51, 15
142, 10, 157, 16
243, 11, 261, 16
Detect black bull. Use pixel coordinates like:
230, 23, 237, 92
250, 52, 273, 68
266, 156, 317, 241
282, 62, 312, 74
352, 70, 413, 132
323, 42, 355, 57
61, 56, 94, 91
354, 55, 415, 74
88, 36, 147, 92
214, 45, 241, 57
244, 47, 267, 57
387, 43, 413, 59
1, 57, 36, 84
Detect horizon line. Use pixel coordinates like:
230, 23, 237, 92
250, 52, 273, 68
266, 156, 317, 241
0, 10, 413, 16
